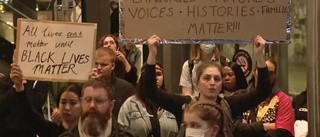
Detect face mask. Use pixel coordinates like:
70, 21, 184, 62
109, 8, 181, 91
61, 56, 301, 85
200, 44, 216, 54
185, 127, 209, 137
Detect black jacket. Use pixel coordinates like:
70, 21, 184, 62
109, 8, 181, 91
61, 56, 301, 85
0, 80, 48, 137
144, 64, 272, 136
111, 74, 136, 119
114, 60, 138, 86
293, 90, 307, 121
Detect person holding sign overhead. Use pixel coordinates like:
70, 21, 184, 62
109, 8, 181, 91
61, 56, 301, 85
13, 83, 83, 137
144, 35, 272, 136
3, 65, 134, 137
98, 34, 138, 86
0, 63, 49, 137
0, 49, 49, 137
180, 44, 230, 98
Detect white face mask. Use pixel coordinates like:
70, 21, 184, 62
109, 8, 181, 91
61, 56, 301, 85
185, 127, 209, 137
200, 44, 216, 54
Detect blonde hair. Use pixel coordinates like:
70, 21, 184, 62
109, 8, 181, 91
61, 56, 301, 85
96, 47, 116, 63
190, 44, 201, 61
190, 44, 222, 61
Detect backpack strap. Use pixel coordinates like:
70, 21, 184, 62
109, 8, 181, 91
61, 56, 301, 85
188, 59, 194, 78
188, 59, 194, 92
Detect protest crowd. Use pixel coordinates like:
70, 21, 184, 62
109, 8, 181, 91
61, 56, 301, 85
0, 1, 308, 137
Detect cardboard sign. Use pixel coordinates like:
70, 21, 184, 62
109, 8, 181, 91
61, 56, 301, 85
121, 0, 290, 41
16, 19, 97, 82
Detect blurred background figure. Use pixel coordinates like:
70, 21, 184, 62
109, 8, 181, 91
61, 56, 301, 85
293, 89, 308, 137
70, 1, 82, 22
125, 43, 142, 79
110, 1, 119, 35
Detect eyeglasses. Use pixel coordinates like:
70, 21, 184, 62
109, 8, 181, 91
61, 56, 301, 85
82, 97, 108, 105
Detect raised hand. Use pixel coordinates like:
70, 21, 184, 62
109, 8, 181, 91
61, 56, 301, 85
253, 35, 266, 56
253, 35, 267, 68
115, 51, 126, 63
88, 68, 100, 79
146, 35, 161, 65
115, 51, 132, 72
10, 63, 24, 92
147, 35, 161, 56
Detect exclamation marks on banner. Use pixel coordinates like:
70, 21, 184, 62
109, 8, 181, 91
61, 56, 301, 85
227, 21, 240, 32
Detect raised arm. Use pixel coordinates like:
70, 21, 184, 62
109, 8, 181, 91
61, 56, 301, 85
0, 64, 24, 116
225, 35, 272, 118
123, 61, 138, 85
145, 35, 191, 125
10, 63, 57, 137
10, 63, 24, 92
254, 35, 267, 68
146, 35, 160, 65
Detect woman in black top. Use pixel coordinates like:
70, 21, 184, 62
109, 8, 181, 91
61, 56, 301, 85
221, 62, 249, 97
144, 35, 272, 136
18, 84, 83, 137
3, 65, 83, 137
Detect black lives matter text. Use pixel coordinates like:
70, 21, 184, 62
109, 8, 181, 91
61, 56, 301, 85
20, 50, 90, 75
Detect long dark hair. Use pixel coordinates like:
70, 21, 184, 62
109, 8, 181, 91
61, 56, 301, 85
137, 62, 166, 104
56, 84, 82, 107
224, 62, 248, 91
137, 62, 165, 137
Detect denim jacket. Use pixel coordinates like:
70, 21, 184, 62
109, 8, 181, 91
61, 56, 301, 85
118, 95, 178, 137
